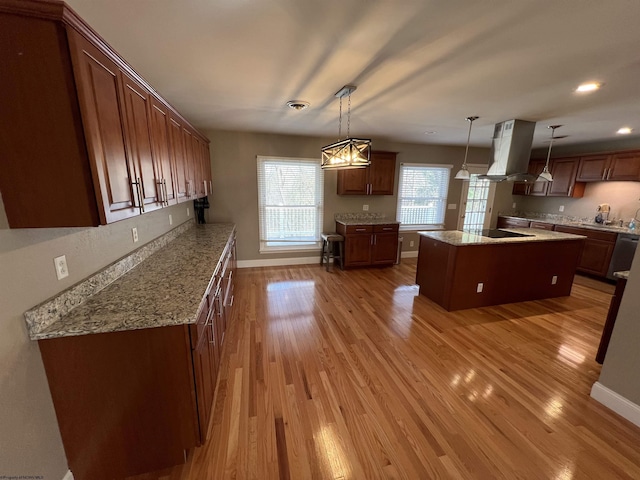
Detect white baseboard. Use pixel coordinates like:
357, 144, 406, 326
238, 250, 419, 268
62, 470, 74, 480
591, 381, 640, 428
238, 256, 323, 268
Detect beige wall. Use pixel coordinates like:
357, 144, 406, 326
0, 202, 192, 478
205, 129, 490, 261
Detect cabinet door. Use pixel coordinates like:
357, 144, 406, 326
372, 232, 398, 264
369, 151, 396, 195
149, 99, 177, 205
608, 151, 640, 181
528, 160, 549, 196
547, 158, 580, 197
67, 31, 137, 223
121, 73, 162, 212
192, 326, 215, 444
579, 239, 615, 277
337, 168, 368, 195
344, 234, 372, 266
577, 154, 610, 181
182, 128, 195, 198
169, 117, 189, 202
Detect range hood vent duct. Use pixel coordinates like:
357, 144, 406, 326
478, 119, 538, 182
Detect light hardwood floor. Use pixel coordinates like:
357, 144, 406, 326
132, 259, 640, 479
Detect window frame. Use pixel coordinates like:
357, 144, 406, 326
257, 155, 324, 253
396, 163, 452, 232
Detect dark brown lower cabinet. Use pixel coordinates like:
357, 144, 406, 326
554, 225, 616, 277
596, 278, 627, 364
337, 223, 399, 268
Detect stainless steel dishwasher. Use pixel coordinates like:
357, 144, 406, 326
607, 233, 639, 279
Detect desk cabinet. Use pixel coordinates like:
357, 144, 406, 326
337, 223, 399, 267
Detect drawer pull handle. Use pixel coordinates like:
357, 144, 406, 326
356, 228, 366, 231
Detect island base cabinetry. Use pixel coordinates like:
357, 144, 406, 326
416, 236, 584, 311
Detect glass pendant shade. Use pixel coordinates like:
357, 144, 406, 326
454, 116, 478, 180
454, 166, 470, 180
539, 124, 562, 182
321, 138, 371, 169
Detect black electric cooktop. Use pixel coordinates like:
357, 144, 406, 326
463, 229, 534, 239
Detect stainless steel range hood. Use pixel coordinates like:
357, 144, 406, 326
479, 119, 539, 182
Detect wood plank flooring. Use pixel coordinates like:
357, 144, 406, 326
130, 259, 640, 479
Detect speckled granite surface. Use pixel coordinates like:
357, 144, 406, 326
614, 270, 630, 280
499, 213, 637, 234
26, 223, 235, 340
418, 228, 585, 246
334, 212, 399, 226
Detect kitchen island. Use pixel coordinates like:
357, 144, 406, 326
416, 228, 585, 311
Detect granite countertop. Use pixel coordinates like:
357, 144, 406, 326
418, 228, 586, 246
336, 218, 400, 226
614, 270, 630, 280
500, 214, 638, 235
27, 223, 235, 340
334, 212, 399, 226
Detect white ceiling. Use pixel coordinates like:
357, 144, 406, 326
65, 0, 640, 149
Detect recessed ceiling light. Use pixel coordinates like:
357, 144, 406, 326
617, 127, 633, 135
286, 100, 310, 111
575, 82, 601, 93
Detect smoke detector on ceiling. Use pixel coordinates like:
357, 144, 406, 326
286, 100, 310, 111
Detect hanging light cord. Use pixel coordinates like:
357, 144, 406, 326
462, 116, 478, 167
347, 93, 351, 138
338, 96, 342, 140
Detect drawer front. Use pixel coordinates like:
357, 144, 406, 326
555, 225, 617, 242
345, 224, 373, 234
529, 221, 554, 231
374, 224, 399, 233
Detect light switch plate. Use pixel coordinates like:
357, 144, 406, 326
448, 204, 457, 210
169, 214, 173, 225
512, 202, 517, 209
477, 282, 484, 293
132, 227, 138, 243
54, 255, 69, 280
552, 275, 558, 285
559, 205, 565, 212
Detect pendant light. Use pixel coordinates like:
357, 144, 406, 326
454, 116, 479, 180
321, 85, 371, 169
539, 124, 563, 182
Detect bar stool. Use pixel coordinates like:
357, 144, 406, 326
320, 233, 344, 271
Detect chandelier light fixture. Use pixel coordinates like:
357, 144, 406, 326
539, 124, 565, 182
321, 85, 371, 169
454, 116, 479, 180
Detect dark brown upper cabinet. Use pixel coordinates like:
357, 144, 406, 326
337, 151, 397, 195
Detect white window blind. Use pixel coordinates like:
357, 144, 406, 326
396, 163, 452, 229
257, 156, 324, 251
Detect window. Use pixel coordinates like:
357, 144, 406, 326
257, 156, 324, 252
396, 163, 452, 230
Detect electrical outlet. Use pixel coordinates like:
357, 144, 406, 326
363, 204, 369, 211
477, 282, 484, 293
54, 255, 69, 280
169, 214, 173, 226
552, 275, 558, 285
559, 205, 565, 212
512, 202, 517, 209
410, 240, 414, 247
132, 227, 138, 243
187, 207, 190, 217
